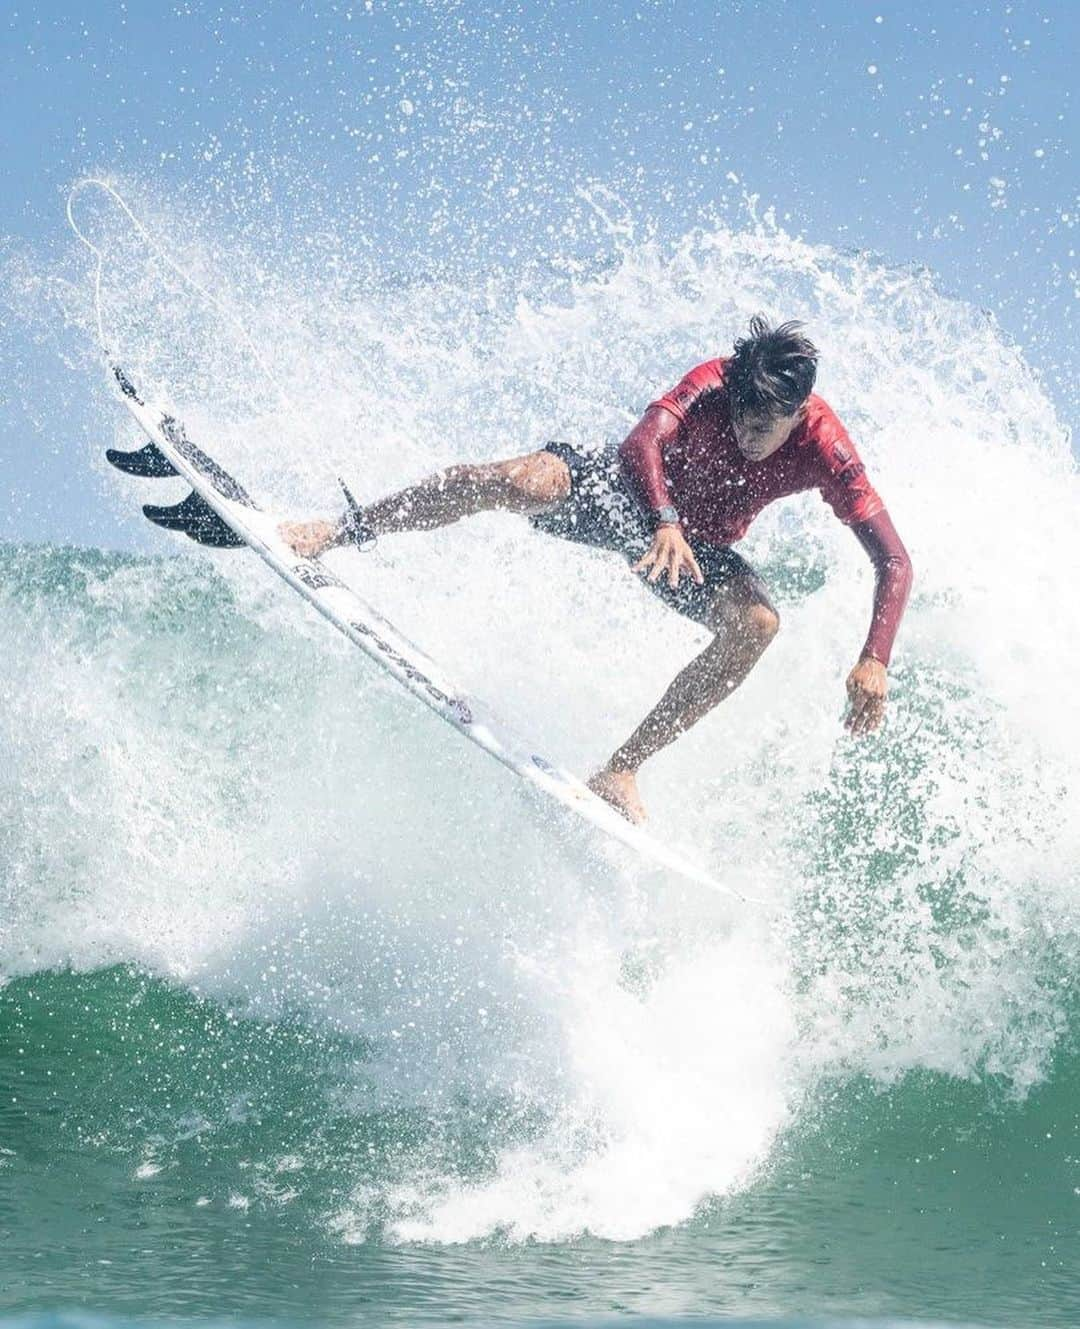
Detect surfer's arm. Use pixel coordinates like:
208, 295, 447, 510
853, 508, 913, 666
810, 415, 911, 730
618, 405, 680, 513
844, 509, 913, 734
618, 407, 703, 587
619, 360, 724, 513
620, 359, 726, 515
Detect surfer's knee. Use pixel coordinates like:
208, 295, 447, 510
743, 601, 780, 648
487, 451, 572, 508
709, 584, 780, 654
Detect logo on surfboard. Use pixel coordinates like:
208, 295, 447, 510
347, 618, 473, 723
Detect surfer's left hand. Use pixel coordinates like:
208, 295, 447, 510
845, 657, 887, 735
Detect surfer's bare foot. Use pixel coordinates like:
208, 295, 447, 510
279, 519, 335, 558
587, 768, 647, 824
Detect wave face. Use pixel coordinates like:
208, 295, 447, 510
2, 206, 1080, 1322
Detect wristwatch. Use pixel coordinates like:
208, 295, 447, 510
654, 505, 680, 528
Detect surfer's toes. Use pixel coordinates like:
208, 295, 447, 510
587, 770, 647, 825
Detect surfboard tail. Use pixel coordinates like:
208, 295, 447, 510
106, 364, 251, 548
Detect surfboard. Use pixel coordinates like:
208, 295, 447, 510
104, 365, 750, 904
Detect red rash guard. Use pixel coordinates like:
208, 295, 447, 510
619, 357, 913, 665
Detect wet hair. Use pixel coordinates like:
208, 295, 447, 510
726, 316, 818, 420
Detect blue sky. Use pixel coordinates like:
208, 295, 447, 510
2, 0, 1076, 547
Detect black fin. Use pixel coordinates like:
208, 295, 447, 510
142, 492, 246, 548
106, 442, 179, 478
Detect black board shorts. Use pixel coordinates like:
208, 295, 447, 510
528, 441, 755, 627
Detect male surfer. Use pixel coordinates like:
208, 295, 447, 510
281, 317, 913, 824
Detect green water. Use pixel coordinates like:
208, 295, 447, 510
2, 966, 1079, 1325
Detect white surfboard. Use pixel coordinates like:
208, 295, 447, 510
104, 365, 749, 904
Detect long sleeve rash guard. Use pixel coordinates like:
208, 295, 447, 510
620, 358, 913, 665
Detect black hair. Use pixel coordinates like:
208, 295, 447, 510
726, 315, 818, 420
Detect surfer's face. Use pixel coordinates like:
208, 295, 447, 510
732, 407, 803, 461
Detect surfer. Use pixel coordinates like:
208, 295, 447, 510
281, 317, 913, 824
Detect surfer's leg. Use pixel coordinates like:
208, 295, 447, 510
279, 452, 572, 556
589, 571, 779, 822
362, 452, 572, 534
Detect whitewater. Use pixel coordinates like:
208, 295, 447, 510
2, 186, 1080, 1323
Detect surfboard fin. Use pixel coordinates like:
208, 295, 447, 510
142, 492, 247, 547
106, 442, 179, 478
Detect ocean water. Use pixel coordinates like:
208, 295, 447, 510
2, 208, 1079, 1327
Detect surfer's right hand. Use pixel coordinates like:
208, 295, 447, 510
632, 525, 704, 590
279, 519, 336, 558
